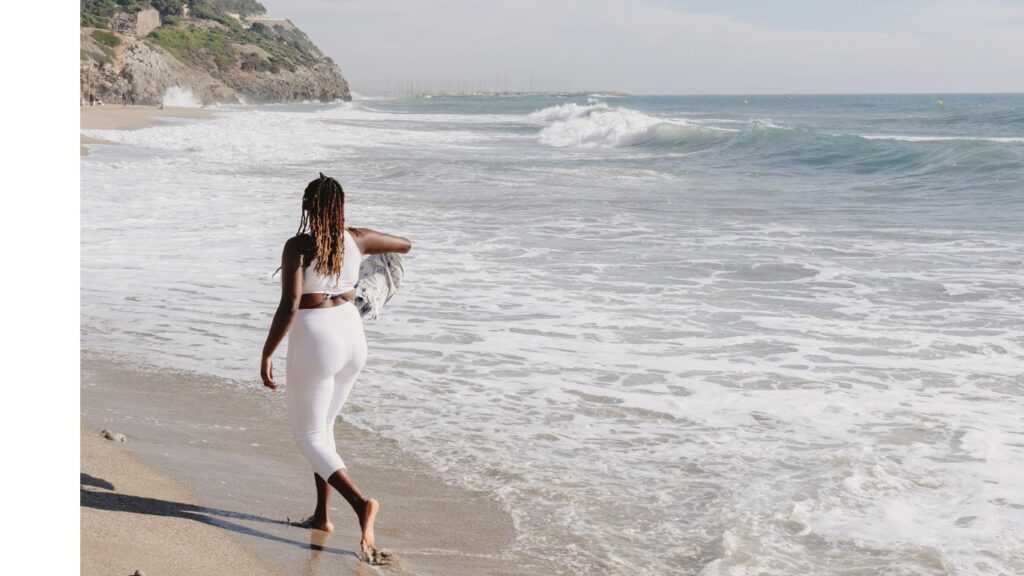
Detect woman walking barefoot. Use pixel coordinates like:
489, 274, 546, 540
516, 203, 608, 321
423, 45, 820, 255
260, 174, 411, 562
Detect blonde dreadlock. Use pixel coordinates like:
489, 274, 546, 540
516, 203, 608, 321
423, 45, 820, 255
296, 173, 346, 279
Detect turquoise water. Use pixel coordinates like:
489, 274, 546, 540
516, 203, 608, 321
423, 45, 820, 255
82, 93, 1024, 575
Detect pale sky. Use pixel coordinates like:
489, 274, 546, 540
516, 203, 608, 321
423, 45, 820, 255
260, 0, 1024, 95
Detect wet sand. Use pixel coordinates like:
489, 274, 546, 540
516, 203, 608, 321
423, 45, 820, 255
81, 351, 536, 576
81, 426, 280, 576
80, 105, 211, 154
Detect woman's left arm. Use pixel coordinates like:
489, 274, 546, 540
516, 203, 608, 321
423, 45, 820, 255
350, 227, 413, 255
260, 237, 305, 389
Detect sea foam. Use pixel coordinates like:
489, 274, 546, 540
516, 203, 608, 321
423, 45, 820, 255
82, 94, 1024, 576
161, 86, 203, 108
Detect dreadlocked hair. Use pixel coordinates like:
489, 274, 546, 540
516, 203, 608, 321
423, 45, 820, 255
296, 173, 346, 279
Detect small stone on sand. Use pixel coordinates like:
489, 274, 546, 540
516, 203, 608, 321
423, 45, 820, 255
101, 429, 127, 443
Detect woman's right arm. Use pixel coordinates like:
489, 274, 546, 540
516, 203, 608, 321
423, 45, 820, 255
350, 227, 413, 255
260, 237, 304, 389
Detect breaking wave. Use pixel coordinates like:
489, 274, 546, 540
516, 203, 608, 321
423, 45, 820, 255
528, 102, 1024, 176
531, 102, 733, 149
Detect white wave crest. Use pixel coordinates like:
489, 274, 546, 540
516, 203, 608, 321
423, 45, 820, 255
162, 86, 202, 108
530, 102, 727, 148
527, 101, 610, 123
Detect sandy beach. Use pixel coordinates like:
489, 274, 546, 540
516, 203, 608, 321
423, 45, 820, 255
80, 105, 210, 155
81, 426, 279, 576
81, 351, 536, 575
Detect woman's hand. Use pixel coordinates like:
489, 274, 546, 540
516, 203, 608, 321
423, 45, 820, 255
261, 355, 277, 389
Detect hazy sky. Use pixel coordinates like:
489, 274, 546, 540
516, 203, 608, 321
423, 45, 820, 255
260, 0, 1024, 95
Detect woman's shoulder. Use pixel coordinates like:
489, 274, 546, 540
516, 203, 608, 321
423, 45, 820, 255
283, 233, 314, 261
284, 232, 313, 249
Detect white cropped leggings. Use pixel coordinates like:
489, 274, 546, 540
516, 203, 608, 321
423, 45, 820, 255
286, 301, 368, 479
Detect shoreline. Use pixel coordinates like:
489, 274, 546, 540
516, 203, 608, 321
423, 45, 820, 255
81, 350, 535, 575
80, 104, 212, 155
80, 105, 542, 574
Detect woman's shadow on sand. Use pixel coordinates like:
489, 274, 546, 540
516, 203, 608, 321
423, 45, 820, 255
80, 472, 358, 559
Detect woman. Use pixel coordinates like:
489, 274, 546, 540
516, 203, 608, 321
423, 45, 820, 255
260, 174, 412, 562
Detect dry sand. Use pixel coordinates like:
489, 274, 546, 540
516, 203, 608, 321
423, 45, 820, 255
81, 104, 210, 130
81, 426, 280, 576
80, 105, 211, 154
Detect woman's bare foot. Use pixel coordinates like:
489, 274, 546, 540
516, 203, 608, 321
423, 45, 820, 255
290, 514, 334, 533
358, 498, 382, 561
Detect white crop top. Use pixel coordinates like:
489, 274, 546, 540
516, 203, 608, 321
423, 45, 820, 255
302, 229, 363, 294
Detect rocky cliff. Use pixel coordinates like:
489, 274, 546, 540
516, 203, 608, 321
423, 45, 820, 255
80, 1, 350, 105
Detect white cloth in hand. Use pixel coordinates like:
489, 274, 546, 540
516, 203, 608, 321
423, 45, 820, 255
353, 253, 404, 320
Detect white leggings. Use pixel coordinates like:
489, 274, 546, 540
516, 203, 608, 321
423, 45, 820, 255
286, 301, 368, 479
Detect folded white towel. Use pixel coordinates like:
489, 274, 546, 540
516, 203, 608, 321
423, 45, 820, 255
354, 253, 405, 320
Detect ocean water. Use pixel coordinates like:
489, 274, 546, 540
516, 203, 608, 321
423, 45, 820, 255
82, 94, 1024, 575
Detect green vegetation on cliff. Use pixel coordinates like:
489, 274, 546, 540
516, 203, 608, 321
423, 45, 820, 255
80, 0, 350, 104
201, 0, 265, 18
148, 16, 323, 74
91, 29, 122, 47
81, 0, 141, 27
82, 0, 266, 28
147, 26, 235, 71
83, 0, 320, 74
238, 23, 325, 69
